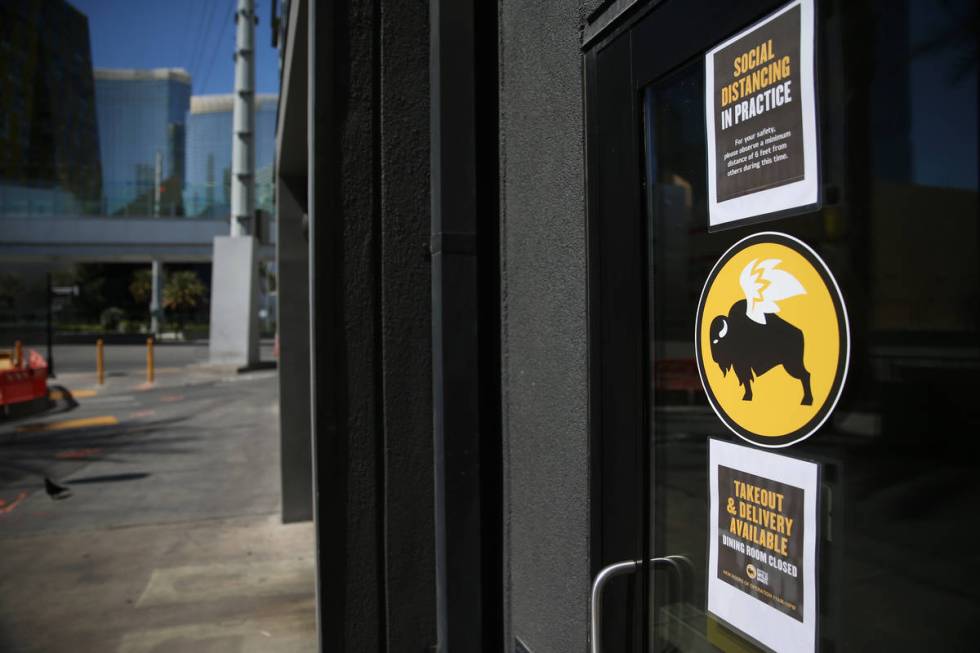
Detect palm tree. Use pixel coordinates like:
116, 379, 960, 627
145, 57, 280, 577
129, 269, 152, 304
129, 269, 153, 330
163, 271, 207, 333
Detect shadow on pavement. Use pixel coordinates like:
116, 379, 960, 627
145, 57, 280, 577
0, 415, 199, 492
65, 472, 151, 484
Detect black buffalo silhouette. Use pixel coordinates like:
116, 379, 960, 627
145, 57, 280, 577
708, 299, 813, 405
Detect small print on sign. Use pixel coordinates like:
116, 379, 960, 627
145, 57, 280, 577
708, 439, 819, 653
705, 0, 819, 230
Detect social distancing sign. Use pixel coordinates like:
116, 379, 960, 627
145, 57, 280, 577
695, 232, 849, 447
705, 0, 819, 229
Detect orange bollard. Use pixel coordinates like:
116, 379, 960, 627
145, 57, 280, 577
96, 338, 105, 385
146, 337, 155, 384
14, 340, 23, 368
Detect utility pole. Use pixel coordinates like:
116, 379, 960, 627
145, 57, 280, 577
230, 0, 256, 237
209, 0, 260, 367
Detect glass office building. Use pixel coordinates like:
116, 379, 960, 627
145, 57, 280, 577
0, 0, 102, 216
94, 68, 191, 216
183, 94, 277, 218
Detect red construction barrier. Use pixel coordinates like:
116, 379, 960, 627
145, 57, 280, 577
0, 349, 49, 406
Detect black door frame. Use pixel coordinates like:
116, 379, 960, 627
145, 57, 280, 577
584, 2, 785, 650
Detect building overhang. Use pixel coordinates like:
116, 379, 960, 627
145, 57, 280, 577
0, 216, 275, 263
276, 0, 308, 181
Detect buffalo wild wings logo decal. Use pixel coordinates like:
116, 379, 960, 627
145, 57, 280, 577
696, 232, 849, 447
711, 258, 812, 405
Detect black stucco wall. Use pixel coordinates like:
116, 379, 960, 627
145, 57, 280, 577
378, 0, 436, 649
309, 0, 384, 648
307, 0, 436, 649
500, 3, 593, 651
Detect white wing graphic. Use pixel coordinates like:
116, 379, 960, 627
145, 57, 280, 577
739, 258, 806, 324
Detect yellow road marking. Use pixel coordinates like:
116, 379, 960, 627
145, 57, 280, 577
17, 415, 119, 432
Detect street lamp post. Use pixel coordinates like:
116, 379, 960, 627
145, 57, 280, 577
46, 273, 55, 378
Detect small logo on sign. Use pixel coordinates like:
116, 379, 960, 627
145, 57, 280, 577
746, 562, 769, 586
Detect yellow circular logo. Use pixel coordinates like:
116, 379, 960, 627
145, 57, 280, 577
696, 232, 849, 447
746, 563, 757, 580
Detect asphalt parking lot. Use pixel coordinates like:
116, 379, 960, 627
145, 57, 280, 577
0, 349, 314, 652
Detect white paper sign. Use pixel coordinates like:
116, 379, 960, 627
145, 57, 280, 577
705, 0, 819, 229
708, 438, 819, 652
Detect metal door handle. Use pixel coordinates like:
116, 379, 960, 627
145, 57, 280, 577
590, 560, 640, 653
589, 556, 695, 653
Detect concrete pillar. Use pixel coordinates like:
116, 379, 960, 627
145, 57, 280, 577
208, 236, 259, 366
230, 0, 256, 237
150, 260, 162, 334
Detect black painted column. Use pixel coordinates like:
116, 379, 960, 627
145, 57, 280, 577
430, 0, 502, 648
308, 0, 384, 649
378, 0, 438, 649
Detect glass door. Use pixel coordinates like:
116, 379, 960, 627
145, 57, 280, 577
637, 0, 980, 651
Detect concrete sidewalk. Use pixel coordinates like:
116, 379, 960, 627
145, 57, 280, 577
0, 515, 315, 652
0, 366, 315, 652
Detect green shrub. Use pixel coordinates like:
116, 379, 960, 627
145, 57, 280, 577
118, 319, 144, 334
99, 307, 125, 331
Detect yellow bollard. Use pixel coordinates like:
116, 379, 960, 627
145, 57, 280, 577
146, 337, 155, 384
96, 338, 105, 385
14, 340, 23, 368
